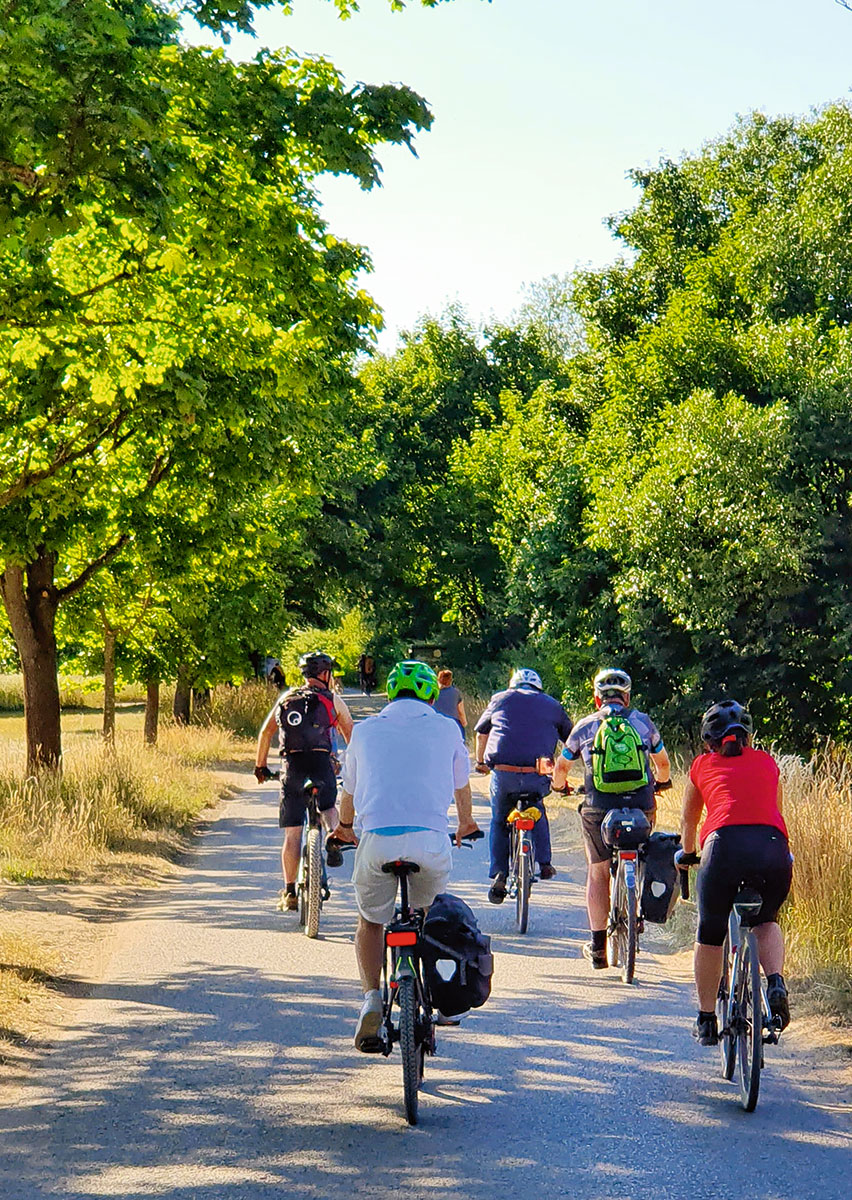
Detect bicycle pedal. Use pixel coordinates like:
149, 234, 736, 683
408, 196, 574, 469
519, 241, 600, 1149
358, 1036, 385, 1054
321, 887, 331, 901
762, 1031, 779, 1045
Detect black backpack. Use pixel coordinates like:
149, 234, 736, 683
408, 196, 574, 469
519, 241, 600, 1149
640, 831, 682, 924
276, 686, 336, 755
421, 893, 493, 1017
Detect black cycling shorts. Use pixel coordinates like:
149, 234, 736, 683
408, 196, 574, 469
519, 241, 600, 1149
581, 802, 656, 865
279, 751, 337, 828
696, 824, 792, 946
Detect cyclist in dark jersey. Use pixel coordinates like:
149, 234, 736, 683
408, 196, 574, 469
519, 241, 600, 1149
680, 700, 792, 1045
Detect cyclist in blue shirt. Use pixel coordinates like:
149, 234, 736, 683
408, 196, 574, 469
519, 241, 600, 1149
475, 668, 572, 903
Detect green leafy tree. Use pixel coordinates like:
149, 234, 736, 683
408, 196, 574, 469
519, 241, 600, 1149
0, 0, 436, 768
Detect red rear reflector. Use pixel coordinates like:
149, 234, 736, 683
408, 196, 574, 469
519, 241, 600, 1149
620, 851, 638, 860
515, 818, 536, 831
521, 843, 531, 854
386, 931, 418, 947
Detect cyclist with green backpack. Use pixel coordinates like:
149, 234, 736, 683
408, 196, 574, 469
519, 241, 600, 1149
552, 669, 671, 968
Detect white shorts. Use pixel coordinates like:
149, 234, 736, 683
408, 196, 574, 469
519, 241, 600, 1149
352, 830, 452, 924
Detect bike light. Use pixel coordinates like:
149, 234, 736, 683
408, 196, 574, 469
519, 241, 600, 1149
620, 851, 638, 860
515, 818, 536, 831
386, 931, 418, 947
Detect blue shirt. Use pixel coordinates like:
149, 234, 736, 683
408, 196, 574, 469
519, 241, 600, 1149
474, 687, 572, 767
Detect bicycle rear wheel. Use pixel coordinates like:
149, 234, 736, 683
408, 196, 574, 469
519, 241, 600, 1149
607, 867, 622, 969
304, 827, 322, 939
398, 976, 421, 1125
717, 937, 735, 1081
621, 874, 637, 985
736, 934, 762, 1111
516, 836, 532, 934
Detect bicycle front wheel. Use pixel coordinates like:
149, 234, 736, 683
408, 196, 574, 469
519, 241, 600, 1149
736, 933, 762, 1112
304, 827, 322, 939
516, 838, 532, 934
398, 976, 421, 1126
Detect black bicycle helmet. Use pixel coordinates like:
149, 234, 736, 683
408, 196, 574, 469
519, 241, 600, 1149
700, 700, 753, 747
298, 650, 334, 679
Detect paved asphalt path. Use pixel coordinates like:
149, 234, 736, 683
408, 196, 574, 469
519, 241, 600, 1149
0, 699, 850, 1198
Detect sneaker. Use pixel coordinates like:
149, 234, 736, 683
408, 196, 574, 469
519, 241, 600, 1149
766, 978, 790, 1031
277, 890, 298, 912
488, 873, 507, 904
539, 863, 556, 880
435, 1011, 461, 1026
582, 942, 608, 969
692, 1013, 719, 1046
354, 992, 383, 1051
325, 836, 344, 869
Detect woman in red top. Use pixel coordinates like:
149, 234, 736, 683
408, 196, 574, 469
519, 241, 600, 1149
680, 700, 792, 1046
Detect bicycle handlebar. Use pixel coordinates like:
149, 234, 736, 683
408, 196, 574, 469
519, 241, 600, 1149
674, 848, 700, 900
451, 829, 485, 846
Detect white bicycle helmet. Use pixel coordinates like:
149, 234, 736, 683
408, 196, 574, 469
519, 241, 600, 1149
509, 668, 543, 691
593, 668, 632, 702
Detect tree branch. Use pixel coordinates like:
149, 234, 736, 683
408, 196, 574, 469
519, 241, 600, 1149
57, 453, 172, 600
0, 159, 40, 189
58, 535, 131, 600
0, 413, 129, 508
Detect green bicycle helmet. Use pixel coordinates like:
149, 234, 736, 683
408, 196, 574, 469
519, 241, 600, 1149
386, 660, 439, 703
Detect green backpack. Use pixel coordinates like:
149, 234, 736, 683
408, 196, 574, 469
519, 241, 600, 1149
591, 709, 650, 794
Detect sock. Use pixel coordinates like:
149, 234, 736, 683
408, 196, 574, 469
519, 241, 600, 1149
698, 1010, 715, 1022
591, 929, 606, 952
766, 972, 786, 989
285, 882, 297, 896
363, 988, 381, 1004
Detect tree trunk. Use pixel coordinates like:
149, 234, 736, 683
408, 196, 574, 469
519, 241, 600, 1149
102, 623, 116, 744
192, 686, 211, 724
0, 553, 62, 771
144, 677, 160, 745
173, 666, 191, 725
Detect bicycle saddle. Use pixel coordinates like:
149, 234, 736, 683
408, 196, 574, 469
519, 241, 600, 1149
381, 859, 421, 876
733, 886, 764, 924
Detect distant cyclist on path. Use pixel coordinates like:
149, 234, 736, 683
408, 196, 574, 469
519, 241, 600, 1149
255, 651, 353, 911
329, 660, 479, 1049
679, 700, 792, 1045
552, 668, 670, 968
475, 668, 572, 904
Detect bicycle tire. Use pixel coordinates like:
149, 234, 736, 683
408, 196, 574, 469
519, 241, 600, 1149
607, 867, 622, 969
398, 976, 420, 1125
717, 937, 735, 1081
304, 827, 322, 939
517, 837, 532, 934
622, 876, 637, 985
736, 933, 762, 1111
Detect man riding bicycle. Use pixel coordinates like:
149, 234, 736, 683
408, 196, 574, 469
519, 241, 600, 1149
329, 660, 479, 1050
679, 700, 792, 1045
552, 668, 670, 968
475, 668, 572, 904
255, 651, 353, 911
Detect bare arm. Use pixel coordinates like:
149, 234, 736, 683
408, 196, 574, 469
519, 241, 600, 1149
255, 707, 278, 770
552, 753, 572, 790
457, 699, 467, 727
475, 731, 488, 764
680, 778, 704, 855
651, 747, 671, 783
776, 778, 783, 815
333, 789, 358, 844
453, 782, 478, 845
333, 693, 354, 743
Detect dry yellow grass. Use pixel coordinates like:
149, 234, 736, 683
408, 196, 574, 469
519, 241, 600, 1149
0, 725, 248, 882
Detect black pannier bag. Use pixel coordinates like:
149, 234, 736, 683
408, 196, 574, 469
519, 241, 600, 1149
640, 831, 682, 924
421, 893, 493, 1017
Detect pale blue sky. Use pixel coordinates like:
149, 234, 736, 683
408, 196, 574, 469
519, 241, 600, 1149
215, 0, 852, 346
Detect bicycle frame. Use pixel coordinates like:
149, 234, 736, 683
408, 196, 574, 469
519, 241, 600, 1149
718, 895, 779, 1111
608, 846, 644, 984
378, 870, 433, 1056
507, 809, 538, 934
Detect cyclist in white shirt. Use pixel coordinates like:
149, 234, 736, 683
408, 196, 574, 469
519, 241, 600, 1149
330, 660, 479, 1049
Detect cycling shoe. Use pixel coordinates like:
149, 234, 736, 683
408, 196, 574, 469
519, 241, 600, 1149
488, 873, 507, 904
693, 1013, 719, 1045
766, 975, 790, 1030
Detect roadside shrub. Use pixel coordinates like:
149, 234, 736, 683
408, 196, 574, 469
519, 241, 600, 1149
208, 681, 276, 738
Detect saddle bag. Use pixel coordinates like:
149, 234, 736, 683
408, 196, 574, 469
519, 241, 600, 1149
640, 830, 682, 924
421, 893, 494, 1017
